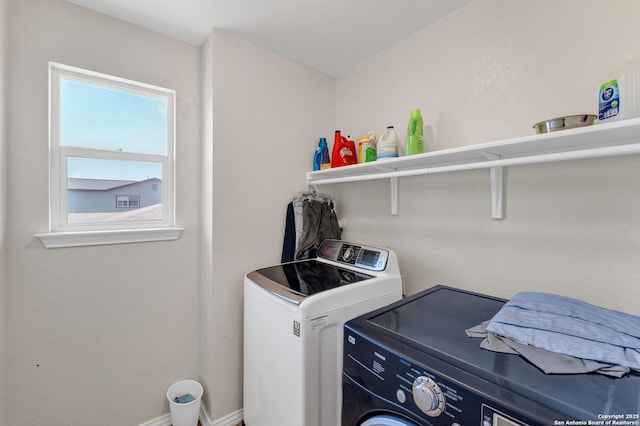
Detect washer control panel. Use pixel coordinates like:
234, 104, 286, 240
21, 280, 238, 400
318, 239, 389, 271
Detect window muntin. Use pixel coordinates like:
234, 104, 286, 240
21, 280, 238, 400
49, 63, 175, 232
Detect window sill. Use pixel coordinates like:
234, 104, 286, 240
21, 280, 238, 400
35, 227, 183, 249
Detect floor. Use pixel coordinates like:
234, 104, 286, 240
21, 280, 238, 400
190, 419, 242, 426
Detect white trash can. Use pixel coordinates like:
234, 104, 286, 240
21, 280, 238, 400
166, 379, 203, 426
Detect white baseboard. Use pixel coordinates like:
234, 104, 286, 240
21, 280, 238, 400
200, 404, 244, 426
139, 402, 243, 426
138, 413, 172, 426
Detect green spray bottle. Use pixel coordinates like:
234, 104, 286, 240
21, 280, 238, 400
405, 109, 424, 155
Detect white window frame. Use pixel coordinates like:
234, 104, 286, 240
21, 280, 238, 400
36, 62, 182, 248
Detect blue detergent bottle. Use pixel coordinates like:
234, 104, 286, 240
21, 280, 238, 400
313, 137, 330, 170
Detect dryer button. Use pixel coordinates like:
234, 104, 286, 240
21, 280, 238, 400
396, 389, 406, 404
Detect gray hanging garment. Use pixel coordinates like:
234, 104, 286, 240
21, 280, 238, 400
295, 197, 341, 260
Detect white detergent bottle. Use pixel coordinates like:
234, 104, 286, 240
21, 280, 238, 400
599, 57, 640, 122
377, 126, 400, 160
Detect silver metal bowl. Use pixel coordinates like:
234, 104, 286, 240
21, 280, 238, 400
533, 114, 597, 134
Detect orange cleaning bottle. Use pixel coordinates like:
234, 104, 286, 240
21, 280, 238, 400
331, 130, 357, 168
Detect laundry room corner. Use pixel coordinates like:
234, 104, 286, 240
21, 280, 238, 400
4, 0, 640, 424
198, 28, 337, 421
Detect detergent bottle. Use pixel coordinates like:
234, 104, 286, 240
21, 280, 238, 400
405, 109, 424, 155
331, 130, 357, 167
313, 137, 331, 170
377, 126, 400, 160
368, 130, 377, 147
366, 131, 377, 162
599, 58, 640, 122
358, 135, 377, 163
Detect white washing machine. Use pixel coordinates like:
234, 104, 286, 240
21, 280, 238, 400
243, 239, 403, 426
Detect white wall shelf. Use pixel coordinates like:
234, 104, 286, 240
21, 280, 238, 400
307, 118, 640, 219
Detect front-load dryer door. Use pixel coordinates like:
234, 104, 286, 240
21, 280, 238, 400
359, 414, 418, 426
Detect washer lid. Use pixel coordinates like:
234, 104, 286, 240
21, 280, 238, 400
250, 259, 374, 304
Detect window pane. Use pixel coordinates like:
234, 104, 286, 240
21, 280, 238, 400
66, 157, 163, 224
60, 78, 168, 155
116, 195, 140, 208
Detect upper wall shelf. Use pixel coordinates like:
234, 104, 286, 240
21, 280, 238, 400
307, 118, 640, 219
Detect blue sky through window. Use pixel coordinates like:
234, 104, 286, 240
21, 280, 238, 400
61, 78, 168, 181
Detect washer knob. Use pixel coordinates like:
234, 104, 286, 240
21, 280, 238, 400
412, 376, 445, 417
343, 247, 354, 261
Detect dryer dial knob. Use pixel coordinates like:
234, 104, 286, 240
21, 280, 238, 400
412, 376, 445, 417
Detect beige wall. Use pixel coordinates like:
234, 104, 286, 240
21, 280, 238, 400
200, 29, 336, 419
0, 0, 8, 423
333, 0, 640, 315
6, 1, 200, 425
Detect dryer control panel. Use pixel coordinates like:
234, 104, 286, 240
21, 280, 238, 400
342, 324, 543, 426
318, 239, 389, 271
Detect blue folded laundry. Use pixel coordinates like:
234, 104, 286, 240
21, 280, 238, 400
174, 393, 196, 404
485, 292, 640, 372
467, 321, 630, 377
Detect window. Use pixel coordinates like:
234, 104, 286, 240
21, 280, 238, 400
116, 195, 140, 208
37, 63, 181, 248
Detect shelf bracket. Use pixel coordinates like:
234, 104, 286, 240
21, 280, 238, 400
480, 152, 504, 220
390, 177, 399, 216
490, 166, 504, 219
